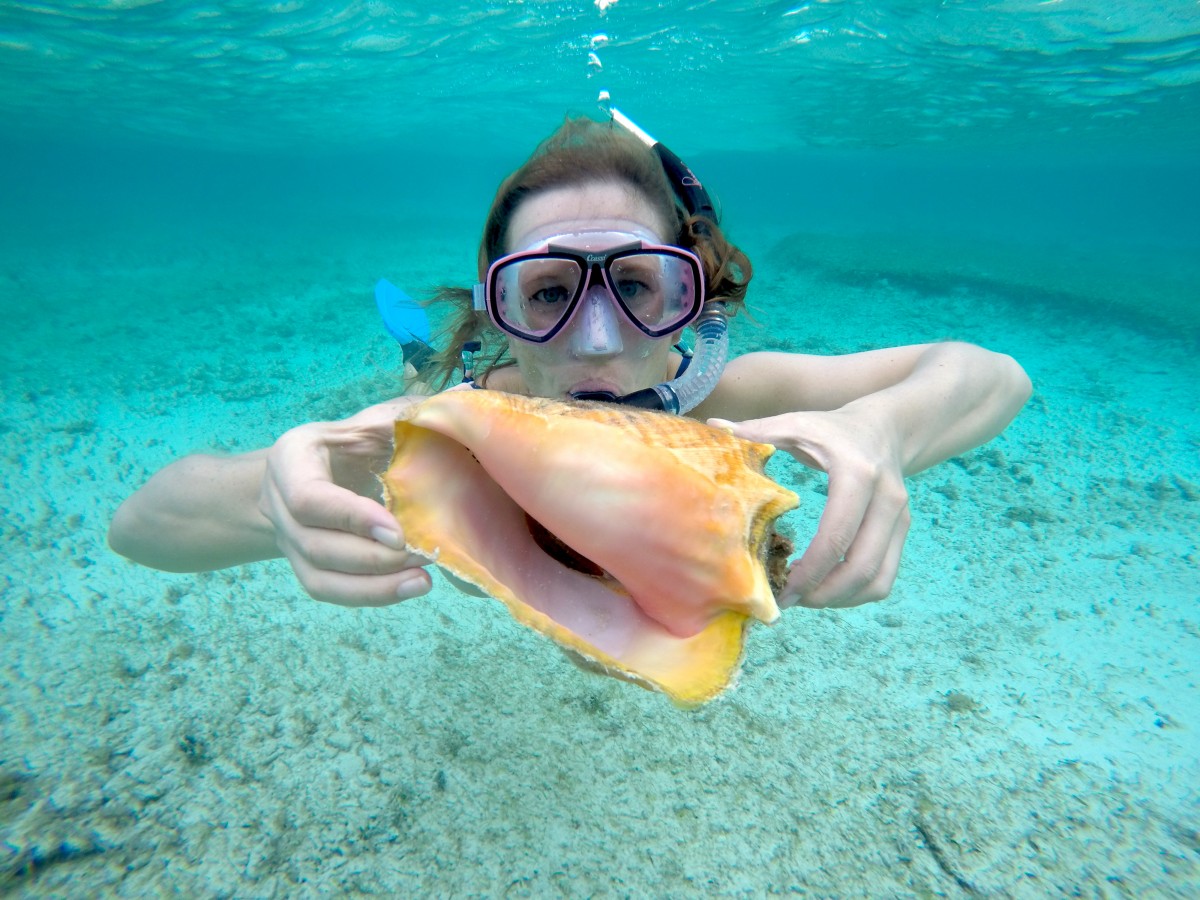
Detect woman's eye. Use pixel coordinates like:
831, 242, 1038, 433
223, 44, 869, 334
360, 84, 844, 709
615, 279, 650, 301
530, 285, 570, 305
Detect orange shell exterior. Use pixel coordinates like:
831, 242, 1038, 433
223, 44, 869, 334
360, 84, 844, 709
382, 390, 799, 706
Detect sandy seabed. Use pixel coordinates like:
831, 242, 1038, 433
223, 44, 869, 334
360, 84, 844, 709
1, 208, 1197, 898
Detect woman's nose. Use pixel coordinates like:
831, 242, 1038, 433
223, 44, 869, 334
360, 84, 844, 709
568, 286, 624, 357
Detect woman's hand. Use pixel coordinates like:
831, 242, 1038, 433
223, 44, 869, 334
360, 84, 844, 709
710, 409, 912, 609
260, 397, 435, 607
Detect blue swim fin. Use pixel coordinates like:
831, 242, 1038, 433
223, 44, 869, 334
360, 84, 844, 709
375, 278, 433, 369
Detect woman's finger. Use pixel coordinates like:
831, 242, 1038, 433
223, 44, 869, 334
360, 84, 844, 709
258, 411, 438, 607
802, 489, 910, 608
783, 461, 873, 603
280, 521, 429, 576
265, 426, 398, 537
708, 415, 827, 471
285, 562, 434, 608
278, 476, 400, 541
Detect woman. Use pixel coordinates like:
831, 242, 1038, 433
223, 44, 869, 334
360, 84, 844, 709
108, 116, 1031, 612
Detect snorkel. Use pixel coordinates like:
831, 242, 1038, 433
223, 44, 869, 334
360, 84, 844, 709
568, 104, 730, 415
606, 106, 718, 230
581, 299, 729, 413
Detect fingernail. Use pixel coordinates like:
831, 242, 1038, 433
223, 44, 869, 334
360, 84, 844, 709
370, 526, 403, 550
396, 572, 428, 598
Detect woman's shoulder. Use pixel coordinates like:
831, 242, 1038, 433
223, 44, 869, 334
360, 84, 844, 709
479, 363, 526, 394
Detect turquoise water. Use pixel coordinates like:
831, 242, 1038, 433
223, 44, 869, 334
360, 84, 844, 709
2, 1, 1198, 895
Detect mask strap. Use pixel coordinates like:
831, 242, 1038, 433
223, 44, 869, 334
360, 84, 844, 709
460, 341, 482, 386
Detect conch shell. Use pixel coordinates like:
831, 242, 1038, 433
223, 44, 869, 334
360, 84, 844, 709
382, 390, 799, 706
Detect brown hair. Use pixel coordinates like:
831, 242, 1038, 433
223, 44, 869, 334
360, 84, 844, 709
423, 115, 753, 388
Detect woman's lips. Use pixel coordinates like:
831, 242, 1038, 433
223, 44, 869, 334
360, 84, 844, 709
567, 379, 622, 397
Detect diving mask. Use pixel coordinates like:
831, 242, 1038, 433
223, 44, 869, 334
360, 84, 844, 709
472, 231, 705, 344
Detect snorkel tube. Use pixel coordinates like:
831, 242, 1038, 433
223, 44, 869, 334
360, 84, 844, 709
607, 107, 718, 231
577, 104, 729, 415
594, 300, 730, 414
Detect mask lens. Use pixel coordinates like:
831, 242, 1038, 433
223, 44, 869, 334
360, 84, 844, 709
492, 256, 584, 339
607, 251, 700, 335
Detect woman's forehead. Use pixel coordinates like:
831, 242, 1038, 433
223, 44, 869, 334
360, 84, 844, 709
506, 183, 669, 252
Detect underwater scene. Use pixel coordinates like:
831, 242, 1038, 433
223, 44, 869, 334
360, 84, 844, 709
1, 0, 1198, 895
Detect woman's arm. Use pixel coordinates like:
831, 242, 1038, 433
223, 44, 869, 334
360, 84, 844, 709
698, 342, 1031, 472
108, 398, 435, 607
108, 449, 277, 572
697, 342, 1032, 610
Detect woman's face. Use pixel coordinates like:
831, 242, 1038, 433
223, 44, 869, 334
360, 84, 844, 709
502, 181, 679, 401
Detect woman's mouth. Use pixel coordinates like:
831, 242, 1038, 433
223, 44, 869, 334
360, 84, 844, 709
567, 379, 622, 398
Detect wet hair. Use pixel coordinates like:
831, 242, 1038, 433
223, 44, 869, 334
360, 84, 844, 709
423, 115, 753, 388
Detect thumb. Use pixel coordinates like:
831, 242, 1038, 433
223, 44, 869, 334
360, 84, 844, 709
708, 414, 824, 471
707, 416, 778, 444
351, 395, 423, 427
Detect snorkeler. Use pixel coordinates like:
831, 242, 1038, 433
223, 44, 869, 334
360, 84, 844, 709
107, 110, 1032, 612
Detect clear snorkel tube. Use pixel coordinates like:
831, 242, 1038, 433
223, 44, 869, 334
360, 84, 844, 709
581, 101, 730, 415
602, 299, 730, 414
